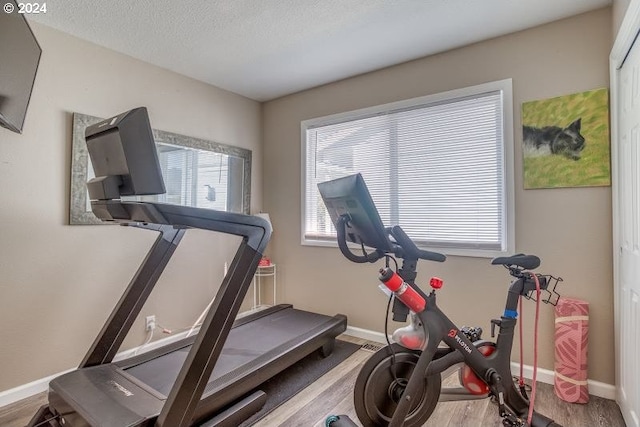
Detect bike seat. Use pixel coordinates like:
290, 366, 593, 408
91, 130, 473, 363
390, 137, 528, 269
491, 254, 540, 270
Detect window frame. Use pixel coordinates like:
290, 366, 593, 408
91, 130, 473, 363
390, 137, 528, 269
300, 79, 515, 258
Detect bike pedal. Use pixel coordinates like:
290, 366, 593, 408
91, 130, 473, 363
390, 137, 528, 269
501, 413, 526, 427
502, 418, 526, 426
460, 325, 483, 341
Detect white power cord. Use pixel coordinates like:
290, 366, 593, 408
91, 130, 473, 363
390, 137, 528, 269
133, 328, 154, 356
187, 261, 228, 337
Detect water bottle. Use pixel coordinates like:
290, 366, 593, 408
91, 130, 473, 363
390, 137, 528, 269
378, 267, 426, 313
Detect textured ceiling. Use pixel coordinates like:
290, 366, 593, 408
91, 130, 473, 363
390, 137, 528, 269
29, 0, 611, 101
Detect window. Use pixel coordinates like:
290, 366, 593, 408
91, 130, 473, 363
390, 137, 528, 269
302, 79, 514, 257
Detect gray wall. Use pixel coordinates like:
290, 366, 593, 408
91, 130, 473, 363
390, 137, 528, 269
613, 0, 632, 38
262, 8, 615, 384
0, 23, 262, 392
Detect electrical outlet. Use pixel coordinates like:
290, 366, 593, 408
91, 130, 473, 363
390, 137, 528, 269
145, 315, 156, 332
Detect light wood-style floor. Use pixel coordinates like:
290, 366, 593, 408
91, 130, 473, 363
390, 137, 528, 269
0, 336, 625, 427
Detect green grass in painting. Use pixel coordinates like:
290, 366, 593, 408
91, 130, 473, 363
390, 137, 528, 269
522, 88, 611, 189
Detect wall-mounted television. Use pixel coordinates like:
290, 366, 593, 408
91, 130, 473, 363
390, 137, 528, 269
0, 1, 42, 134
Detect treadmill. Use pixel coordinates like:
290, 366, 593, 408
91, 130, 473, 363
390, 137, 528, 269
28, 107, 347, 427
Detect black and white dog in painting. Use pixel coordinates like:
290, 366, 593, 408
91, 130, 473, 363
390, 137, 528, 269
523, 118, 585, 161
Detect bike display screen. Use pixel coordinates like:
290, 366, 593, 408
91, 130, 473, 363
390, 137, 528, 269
318, 173, 393, 252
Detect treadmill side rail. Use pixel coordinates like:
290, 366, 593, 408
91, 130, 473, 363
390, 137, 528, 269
198, 391, 266, 427
92, 201, 272, 253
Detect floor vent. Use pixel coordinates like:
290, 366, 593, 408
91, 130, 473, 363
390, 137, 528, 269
361, 343, 384, 352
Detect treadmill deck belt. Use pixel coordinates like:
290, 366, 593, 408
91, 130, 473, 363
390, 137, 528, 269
124, 307, 334, 397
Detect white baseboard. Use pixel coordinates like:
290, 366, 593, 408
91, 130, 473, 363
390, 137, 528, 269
345, 326, 616, 400
509, 362, 616, 400
0, 329, 195, 409
345, 325, 390, 343
0, 368, 76, 409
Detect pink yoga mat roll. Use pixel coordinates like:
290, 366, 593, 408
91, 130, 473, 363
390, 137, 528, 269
554, 297, 589, 403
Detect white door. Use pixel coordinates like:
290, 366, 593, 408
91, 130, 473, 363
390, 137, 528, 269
616, 21, 640, 427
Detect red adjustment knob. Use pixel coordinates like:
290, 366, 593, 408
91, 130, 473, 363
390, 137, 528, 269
430, 277, 443, 289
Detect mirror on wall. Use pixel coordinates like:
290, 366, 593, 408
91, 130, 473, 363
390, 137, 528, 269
70, 112, 252, 225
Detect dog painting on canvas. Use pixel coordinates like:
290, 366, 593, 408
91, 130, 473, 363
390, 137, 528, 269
521, 88, 610, 189
523, 118, 586, 161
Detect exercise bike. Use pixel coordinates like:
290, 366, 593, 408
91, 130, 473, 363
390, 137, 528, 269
318, 174, 562, 427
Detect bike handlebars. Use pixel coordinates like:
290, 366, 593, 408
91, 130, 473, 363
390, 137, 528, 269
335, 215, 547, 284
388, 225, 446, 262
336, 215, 446, 263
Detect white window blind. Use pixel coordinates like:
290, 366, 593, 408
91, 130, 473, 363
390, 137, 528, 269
302, 80, 513, 256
